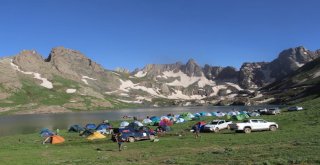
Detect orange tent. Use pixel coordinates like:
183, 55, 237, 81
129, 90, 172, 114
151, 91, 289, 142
51, 135, 65, 144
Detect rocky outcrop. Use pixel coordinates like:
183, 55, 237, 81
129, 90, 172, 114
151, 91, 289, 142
182, 59, 203, 77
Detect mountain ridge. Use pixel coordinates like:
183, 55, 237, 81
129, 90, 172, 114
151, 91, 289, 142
0, 46, 319, 114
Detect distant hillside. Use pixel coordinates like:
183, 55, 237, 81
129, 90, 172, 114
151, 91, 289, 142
261, 57, 320, 104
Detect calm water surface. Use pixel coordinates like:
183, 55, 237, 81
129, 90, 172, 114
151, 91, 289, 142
0, 105, 276, 136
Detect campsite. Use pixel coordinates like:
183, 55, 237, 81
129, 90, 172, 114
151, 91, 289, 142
0, 97, 319, 165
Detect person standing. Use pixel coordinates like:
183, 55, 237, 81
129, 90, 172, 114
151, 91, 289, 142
194, 124, 200, 139
115, 133, 124, 151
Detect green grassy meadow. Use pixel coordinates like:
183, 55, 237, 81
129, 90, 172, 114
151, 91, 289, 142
0, 97, 319, 165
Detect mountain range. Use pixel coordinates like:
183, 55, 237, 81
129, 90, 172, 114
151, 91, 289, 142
0, 46, 319, 114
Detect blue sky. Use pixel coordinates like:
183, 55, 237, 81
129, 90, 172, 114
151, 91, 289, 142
1, 0, 319, 71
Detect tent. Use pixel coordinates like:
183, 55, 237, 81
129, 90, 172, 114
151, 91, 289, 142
216, 112, 226, 117
150, 116, 161, 125
87, 132, 106, 140
120, 121, 129, 128
128, 121, 144, 130
199, 112, 207, 116
68, 125, 85, 133
40, 128, 54, 137
43, 135, 65, 144
159, 119, 173, 126
211, 112, 218, 116
96, 123, 112, 134
179, 112, 194, 121
85, 123, 96, 130
175, 118, 185, 123
205, 113, 212, 117
142, 118, 153, 125
233, 113, 249, 120
160, 116, 169, 120
51, 135, 65, 144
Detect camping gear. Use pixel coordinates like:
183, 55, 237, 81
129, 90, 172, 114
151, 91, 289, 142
159, 118, 173, 126
120, 121, 129, 128
51, 135, 65, 144
160, 116, 169, 120
179, 112, 194, 121
150, 116, 161, 125
68, 125, 85, 133
142, 118, 153, 125
128, 121, 144, 131
85, 123, 96, 130
96, 123, 112, 134
87, 131, 106, 140
176, 118, 185, 123
40, 128, 54, 137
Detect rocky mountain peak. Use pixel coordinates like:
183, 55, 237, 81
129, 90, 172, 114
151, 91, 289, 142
45, 47, 104, 77
13, 50, 45, 72
182, 59, 202, 77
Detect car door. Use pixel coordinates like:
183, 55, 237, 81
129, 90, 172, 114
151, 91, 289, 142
250, 120, 259, 130
257, 119, 269, 130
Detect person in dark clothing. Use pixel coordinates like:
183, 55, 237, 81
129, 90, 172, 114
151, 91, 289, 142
194, 124, 200, 139
115, 133, 124, 151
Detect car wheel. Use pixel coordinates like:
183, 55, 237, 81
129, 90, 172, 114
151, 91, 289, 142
270, 125, 277, 131
128, 137, 135, 143
214, 128, 219, 133
244, 127, 251, 133
149, 135, 155, 140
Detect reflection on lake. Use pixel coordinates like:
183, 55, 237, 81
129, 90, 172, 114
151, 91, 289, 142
0, 105, 277, 136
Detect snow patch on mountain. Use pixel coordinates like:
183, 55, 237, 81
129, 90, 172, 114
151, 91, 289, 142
10, 59, 53, 89
134, 71, 147, 77
66, 89, 77, 93
164, 71, 200, 87
295, 61, 304, 67
226, 82, 243, 90
81, 76, 97, 85
168, 90, 204, 100
117, 99, 143, 104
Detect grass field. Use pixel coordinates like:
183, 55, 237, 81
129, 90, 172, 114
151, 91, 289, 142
0, 97, 319, 165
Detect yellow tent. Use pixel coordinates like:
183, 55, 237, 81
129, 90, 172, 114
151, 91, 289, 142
87, 131, 106, 140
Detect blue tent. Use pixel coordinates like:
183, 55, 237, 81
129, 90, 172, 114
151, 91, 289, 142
40, 128, 54, 137
85, 123, 96, 130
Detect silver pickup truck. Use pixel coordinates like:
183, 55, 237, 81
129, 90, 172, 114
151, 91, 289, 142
203, 120, 233, 132
229, 119, 278, 133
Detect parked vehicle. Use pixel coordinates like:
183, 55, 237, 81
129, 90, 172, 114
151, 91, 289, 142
203, 120, 233, 132
266, 108, 281, 115
288, 106, 303, 111
229, 119, 278, 133
255, 108, 268, 115
112, 126, 155, 142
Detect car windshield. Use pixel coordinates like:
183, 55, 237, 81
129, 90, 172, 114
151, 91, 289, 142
211, 121, 219, 124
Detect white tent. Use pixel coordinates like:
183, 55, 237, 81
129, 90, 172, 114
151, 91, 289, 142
120, 121, 129, 128
142, 118, 153, 124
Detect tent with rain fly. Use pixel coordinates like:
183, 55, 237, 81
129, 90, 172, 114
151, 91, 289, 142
68, 125, 85, 133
